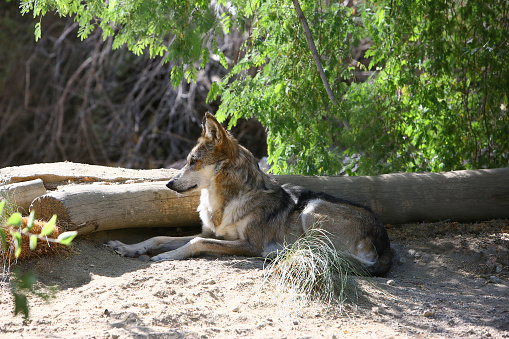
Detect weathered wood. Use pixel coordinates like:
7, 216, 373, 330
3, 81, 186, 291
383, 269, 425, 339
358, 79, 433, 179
276, 168, 509, 224
30, 182, 200, 234
0, 162, 178, 185
0, 179, 47, 212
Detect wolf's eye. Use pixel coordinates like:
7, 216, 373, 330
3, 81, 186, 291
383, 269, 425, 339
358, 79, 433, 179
189, 158, 197, 166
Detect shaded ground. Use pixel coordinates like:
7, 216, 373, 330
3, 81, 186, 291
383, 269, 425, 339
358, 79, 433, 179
1, 220, 508, 338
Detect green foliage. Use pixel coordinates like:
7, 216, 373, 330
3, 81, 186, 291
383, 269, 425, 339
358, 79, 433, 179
213, 0, 361, 174
214, 0, 509, 174
9, 268, 58, 322
19, 0, 509, 175
342, 0, 509, 174
10, 269, 37, 320
19, 0, 229, 85
1, 202, 76, 320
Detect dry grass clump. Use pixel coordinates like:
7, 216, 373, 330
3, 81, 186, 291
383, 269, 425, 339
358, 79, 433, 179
264, 229, 365, 306
1, 217, 70, 261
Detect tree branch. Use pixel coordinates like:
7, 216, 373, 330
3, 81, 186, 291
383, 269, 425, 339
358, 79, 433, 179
292, 0, 338, 106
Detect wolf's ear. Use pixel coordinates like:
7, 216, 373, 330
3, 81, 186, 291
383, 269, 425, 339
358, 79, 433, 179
202, 112, 227, 143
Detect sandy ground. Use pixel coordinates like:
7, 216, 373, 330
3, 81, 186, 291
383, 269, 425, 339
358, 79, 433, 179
1, 220, 508, 338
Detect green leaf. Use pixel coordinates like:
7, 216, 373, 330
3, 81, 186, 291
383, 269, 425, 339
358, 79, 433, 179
170, 65, 184, 87
40, 215, 57, 237
274, 82, 284, 94
206, 82, 221, 103
34, 22, 41, 42
200, 48, 210, 69
25, 210, 35, 232
16, 270, 37, 290
29, 235, 38, 250
13, 232, 22, 258
184, 66, 198, 83
7, 213, 22, 227
0, 200, 5, 216
56, 231, 78, 246
0, 228, 7, 251
218, 51, 228, 69
108, 0, 116, 12
13, 293, 29, 319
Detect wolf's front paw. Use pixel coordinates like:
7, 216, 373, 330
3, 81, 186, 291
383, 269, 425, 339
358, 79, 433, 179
150, 249, 188, 261
105, 240, 146, 258
150, 253, 175, 262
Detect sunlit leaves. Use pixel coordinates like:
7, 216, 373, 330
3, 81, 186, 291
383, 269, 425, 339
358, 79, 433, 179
0, 209, 76, 258
40, 215, 57, 237
57, 231, 78, 246
17, 0, 508, 175
215, 0, 359, 174
7, 213, 22, 227
29, 235, 38, 250
24, 210, 36, 232
20, 0, 225, 78
13, 232, 22, 258
349, 0, 509, 174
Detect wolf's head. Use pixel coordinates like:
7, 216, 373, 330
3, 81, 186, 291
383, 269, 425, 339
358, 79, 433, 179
166, 113, 237, 193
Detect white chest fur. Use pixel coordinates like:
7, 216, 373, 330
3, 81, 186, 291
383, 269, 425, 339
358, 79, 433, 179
197, 188, 250, 241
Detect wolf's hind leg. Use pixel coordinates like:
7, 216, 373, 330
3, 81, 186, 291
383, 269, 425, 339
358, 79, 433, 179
106, 236, 197, 257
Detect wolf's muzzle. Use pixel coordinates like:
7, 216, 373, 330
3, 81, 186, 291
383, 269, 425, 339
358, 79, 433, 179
166, 179, 197, 193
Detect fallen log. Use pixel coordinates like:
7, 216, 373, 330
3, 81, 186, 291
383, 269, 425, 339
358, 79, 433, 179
0, 162, 178, 186
27, 166, 509, 234
0, 179, 47, 212
30, 182, 200, 234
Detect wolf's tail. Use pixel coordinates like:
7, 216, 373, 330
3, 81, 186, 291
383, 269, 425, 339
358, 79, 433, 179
366, 246, 393, 277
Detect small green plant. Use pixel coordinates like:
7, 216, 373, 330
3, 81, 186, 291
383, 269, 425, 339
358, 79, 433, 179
0, 200, 77, 320
264, 228, 365, 306
0, 202, 77, 259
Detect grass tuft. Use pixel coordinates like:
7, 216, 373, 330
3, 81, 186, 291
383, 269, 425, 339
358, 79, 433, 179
264, 228, 366, 306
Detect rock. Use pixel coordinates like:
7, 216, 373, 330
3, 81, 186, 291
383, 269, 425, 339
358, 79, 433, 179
489, 276, 502, 284
423, 309, 435, 318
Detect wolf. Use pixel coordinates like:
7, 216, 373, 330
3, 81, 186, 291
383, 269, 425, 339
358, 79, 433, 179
107, 113, 392, 276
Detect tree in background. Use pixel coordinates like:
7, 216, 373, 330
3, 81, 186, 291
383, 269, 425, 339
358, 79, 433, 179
17, 0, 509, 175
347, 0, 509, 174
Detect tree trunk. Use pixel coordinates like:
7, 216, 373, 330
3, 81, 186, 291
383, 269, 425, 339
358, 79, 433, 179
0, 179, 47, 212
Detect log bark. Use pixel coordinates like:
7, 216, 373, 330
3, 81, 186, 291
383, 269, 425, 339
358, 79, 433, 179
30, 182, 200, 234
0, 179, 47, 212
0, 162, 178, 186
276, 167, 509, 224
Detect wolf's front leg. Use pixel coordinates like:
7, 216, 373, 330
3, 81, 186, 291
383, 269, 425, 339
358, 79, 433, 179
106, 236, 197, 258
106, 239, 153, 257
150, 237, 261, 261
